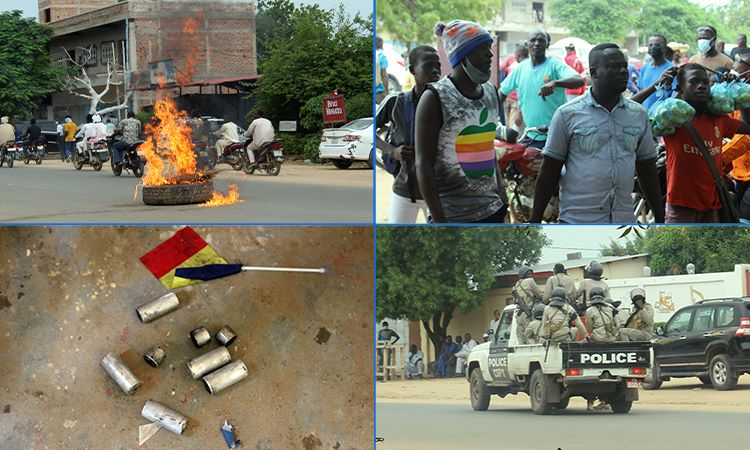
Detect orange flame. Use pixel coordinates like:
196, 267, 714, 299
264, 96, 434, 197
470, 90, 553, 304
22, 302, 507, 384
175, 19, 198, 86
201, 184, 241, 207
140, 97, 197, 186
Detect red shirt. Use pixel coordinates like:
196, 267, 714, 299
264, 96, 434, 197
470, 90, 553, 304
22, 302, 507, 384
564, 52, 585, 95
664, 114, 743, 211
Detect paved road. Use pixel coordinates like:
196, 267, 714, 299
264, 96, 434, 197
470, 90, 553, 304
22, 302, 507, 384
376, 400, 746, 450
0, 159, 373, 223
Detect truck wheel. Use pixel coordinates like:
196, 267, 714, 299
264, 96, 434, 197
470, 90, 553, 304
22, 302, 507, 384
642, 363, 662, 390
709, 354, 739, 391
469, 368, 490, 411
529, 369, 553, 415
610, 399, 632, 414
554, 397, 570, 410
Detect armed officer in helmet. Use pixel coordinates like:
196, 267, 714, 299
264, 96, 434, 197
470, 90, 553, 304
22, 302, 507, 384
585, 287, 620, 343
524, 303, 546, 344
513, 265, 544, 344
618, 288, 654, 341
576, 261, 610, 313
542, 287, 589, 344
543, 262, 577, 304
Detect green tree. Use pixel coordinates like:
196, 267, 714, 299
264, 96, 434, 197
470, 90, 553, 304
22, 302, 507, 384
643, 227, 750, 275
251, 1, 371, 133
0, 11, 63, 119
599, 229, 648, 257
550, 0, 635, 44
712, 0, 750, 44
376, 227, 550, 357
633, 0, 720, 49
255, 0, 297, 64
377, 0, 504, 46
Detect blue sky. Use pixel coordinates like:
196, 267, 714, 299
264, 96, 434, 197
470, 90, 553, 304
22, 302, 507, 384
1, 0, 372, 20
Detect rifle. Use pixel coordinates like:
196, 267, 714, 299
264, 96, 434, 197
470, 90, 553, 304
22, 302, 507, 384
624, 305, 641, 328
512, 286, 533, 317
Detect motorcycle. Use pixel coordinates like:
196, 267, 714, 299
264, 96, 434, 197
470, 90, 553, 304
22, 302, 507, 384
22, 139, 45, 165
108, 138, 146, 177
73, 137, 110, 171
242, 138, 284, 176
218, 140, 249, 171
494, 126, 558, 223
0, 140, 17, 168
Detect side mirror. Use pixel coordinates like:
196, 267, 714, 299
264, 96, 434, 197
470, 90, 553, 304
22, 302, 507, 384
656, 326, 665, 336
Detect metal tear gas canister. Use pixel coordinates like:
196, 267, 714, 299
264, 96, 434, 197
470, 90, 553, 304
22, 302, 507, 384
136, 292, 180, 323
190, 326, 211, 347
216, 325, 237, 346
187, 346, 231, 379
141, 400, 188, 435
202, 360, 248, 395
101, 352, 142, 394
144, 347, 166, 367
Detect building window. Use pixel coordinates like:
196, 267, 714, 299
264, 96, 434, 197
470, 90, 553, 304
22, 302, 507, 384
532, 2, 544, 23
52, 52, 69, 67
101, 41, 116, 65
511, 0, 527, 14
44, 8, 51, 23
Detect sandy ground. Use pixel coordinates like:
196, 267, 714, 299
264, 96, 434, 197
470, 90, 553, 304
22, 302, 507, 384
376, 376, 750, 412
0, 226, 374, 449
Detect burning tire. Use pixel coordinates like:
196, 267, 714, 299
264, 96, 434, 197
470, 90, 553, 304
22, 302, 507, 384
142, 182, 214, 205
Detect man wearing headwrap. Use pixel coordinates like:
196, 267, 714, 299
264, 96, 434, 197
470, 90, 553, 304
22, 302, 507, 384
415, 19, 507, 223
0, 117, 15, 148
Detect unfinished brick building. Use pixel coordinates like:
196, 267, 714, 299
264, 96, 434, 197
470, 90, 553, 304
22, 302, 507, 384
40, 0, 257, 125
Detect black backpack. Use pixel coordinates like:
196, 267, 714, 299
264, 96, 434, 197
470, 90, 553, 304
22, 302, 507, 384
382, 91, 415, 176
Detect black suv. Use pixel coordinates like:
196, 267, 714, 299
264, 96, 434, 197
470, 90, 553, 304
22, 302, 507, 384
643, 297, 750, 390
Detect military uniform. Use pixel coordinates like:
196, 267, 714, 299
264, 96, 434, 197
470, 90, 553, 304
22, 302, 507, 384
543, 272, 577, 304
524, 304, 546, 344
514, 270, 543, 344
576, 278, 610, 310
542, 288, 588, 344
585, 301, 619, 342
618, 288, 654, 341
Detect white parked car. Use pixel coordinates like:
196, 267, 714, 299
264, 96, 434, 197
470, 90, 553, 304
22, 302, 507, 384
319, 118, 373, 169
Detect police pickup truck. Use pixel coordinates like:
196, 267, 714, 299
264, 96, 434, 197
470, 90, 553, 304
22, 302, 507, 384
467, 305, 652, 415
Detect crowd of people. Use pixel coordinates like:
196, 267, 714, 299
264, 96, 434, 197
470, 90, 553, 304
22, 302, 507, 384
377, 20, 750, 224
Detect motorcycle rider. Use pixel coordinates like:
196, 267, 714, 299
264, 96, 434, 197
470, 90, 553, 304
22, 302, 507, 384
0, 117, 15, 150
22, 118, 43, 157
243, 111, 275, 165
111, 111, 142, 166
214, 115, 241, 163
75, 114, 93, 156
76, 114, 107, 159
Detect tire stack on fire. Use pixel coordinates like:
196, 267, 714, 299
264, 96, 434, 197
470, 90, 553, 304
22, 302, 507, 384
99, 292, 248, 438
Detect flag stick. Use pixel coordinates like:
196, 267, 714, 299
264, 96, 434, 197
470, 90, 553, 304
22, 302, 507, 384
240, 266, 326, 274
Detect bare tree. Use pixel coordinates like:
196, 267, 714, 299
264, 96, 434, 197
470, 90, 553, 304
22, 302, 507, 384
61, 45, 131, 115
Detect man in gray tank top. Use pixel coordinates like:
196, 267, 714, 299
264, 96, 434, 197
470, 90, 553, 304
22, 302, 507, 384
415, 19, 508, 223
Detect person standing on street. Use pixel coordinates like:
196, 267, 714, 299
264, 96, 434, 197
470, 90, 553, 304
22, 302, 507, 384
689, 25, 733, 77
531, 43, 663, 224
376, 37, 390, 104
454, 333, 477, 376
663, 63, 750, 223
563, 43, 586, 102
63, 116, 77, 162
722, 54, 750, 220
503, 43, 528, 131
731, 34, 750, 61
489, 309, 501, 333
513, 265, 543, 344
618, 288, 655, 341
415, 19, 507, 223
634, 34, 674, 110
499, 30, 584, 148
376, 45, 440, 223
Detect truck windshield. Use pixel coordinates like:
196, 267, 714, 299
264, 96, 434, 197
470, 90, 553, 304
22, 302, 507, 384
494, 311, 513, 343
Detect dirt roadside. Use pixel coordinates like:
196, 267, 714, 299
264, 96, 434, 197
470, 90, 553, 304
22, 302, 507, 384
376, 376, 750, 412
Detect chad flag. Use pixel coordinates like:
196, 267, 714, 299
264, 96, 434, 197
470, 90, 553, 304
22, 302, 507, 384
140, 227, 229, 289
